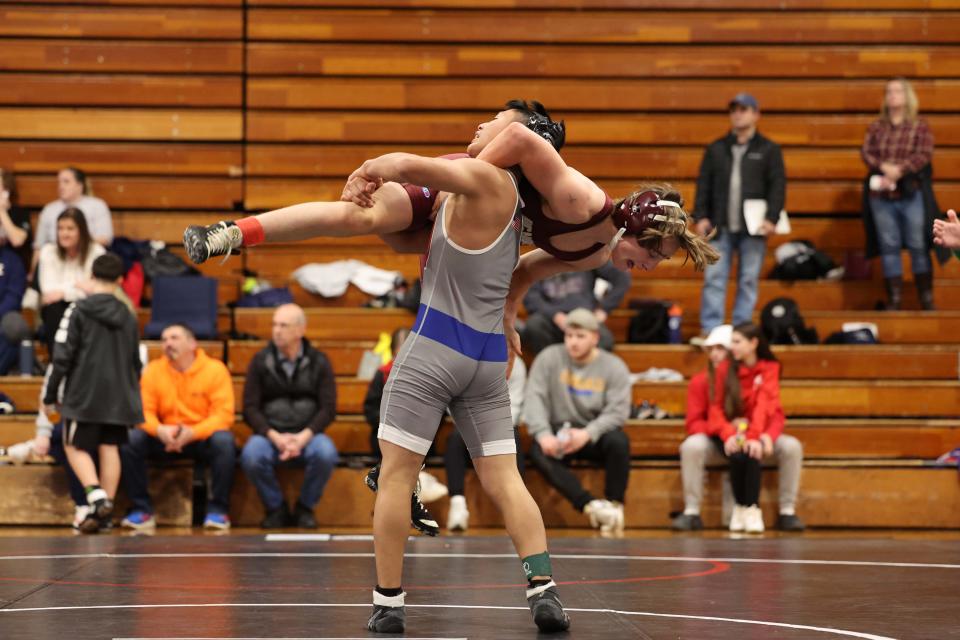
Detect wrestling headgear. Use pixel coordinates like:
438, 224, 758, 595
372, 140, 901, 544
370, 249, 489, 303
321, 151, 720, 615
611, 190, 687, 235
526, 113, 566, 151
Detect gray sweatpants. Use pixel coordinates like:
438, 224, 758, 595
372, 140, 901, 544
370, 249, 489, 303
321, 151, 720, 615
679, 433, 803, 514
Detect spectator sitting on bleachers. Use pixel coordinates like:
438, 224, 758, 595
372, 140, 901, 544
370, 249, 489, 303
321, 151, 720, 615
120, 323, 236, 532
524, 308, 631, 534
0, 167, 33, 269
692, 92, 786, 343
672, 324, 804, 532
42, 253, 143, 534
362, 326, 448, 532
33, 167, 112, 271
933, 208, 960, 251
240, 304, 339, 529
861, 78, 937, 311
699, 321, 792, 534
443, 357, 527, 533
0, 242, 26, 375
520, 262, 629, 356
38, 208, 105, 356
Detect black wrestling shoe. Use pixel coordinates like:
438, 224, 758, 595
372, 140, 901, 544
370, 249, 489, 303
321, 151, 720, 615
183, 221, 242, 265
410, 490, 439, 537
364, 463, 380, 492
367, 604, 405, 633
91, 497, 114, 521
527, 584, 571, 633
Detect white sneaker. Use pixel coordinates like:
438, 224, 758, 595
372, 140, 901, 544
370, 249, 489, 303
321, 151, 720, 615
417, 471, 448, 504
7, 440, 35, 464
729, 504, 747, 532
446, 495, 470, 532
583, 499, 621, 532
602, 501, 625, 534
72, 505, 91, 531
744, 505, 765, 533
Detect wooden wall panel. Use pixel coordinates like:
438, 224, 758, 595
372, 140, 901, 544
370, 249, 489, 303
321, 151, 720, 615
1, 73, 242, 107
0, 39, 242, 73
0, 5, 242, 39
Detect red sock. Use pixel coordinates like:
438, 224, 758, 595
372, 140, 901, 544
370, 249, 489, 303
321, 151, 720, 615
236, 217, 265, 247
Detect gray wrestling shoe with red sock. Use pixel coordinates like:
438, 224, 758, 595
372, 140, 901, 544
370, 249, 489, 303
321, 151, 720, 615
183, 221, 242, 264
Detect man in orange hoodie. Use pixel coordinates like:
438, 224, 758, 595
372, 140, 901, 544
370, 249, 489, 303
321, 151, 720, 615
119, 323, 236, 531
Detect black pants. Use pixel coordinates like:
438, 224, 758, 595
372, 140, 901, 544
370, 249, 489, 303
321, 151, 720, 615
528, 429, 630, 511
713, 438, 762, 506
444, 427, 524, 496
520, 313, 615, 356
41, 301, 70, 357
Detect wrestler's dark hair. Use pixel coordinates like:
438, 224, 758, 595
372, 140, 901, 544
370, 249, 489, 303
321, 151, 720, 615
504, 99, 566, 151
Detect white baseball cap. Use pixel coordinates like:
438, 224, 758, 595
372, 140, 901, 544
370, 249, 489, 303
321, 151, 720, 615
703, 324, 733, 349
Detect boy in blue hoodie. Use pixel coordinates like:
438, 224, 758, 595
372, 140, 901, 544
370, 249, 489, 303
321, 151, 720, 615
43, 253, 143, 533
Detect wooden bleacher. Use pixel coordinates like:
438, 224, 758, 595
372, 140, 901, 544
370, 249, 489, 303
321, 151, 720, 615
2, 0, 959, 529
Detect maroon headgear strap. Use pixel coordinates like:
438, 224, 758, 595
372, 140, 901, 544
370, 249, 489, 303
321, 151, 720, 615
610, 190, 687, 235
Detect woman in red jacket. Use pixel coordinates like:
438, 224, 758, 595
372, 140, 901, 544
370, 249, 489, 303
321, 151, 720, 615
709, 322, 783, 533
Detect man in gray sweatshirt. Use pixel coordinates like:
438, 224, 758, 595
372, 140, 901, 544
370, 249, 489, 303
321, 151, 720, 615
523, 308, 632, 533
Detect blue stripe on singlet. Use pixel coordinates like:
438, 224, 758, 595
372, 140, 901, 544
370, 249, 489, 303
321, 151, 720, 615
412, 304, 508, 362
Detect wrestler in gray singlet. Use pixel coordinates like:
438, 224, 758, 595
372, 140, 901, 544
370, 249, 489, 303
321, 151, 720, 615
378, 175, 521, 459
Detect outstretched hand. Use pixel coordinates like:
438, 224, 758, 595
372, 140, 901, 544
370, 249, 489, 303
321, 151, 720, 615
340, 167, 381, 208
933, 209, 960, 249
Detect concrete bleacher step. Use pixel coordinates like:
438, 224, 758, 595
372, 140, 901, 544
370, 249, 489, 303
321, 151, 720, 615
3, 463, 957, 529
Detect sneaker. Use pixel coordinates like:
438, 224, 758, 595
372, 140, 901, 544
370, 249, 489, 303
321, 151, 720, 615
260, 504, 291, 529
367, 604, 405, 633
78, 512, 101, 534
72, 505, 91, 531
671, 513, 703, 531
776, 513, 805, 532
417, 470, 448, 503
446, 495, 470, 532
744, 505, 765, 533
294, 502, 318, 529
364, 463, 380, 492
526, 582, 571, 633
411, 491, 439, 537
583, 499, 620, 532
203, 512, 231, 530
89, 495, 114, 521
729, 505, 746, 532
7, 440, 34, 464
183, 221, 242, 265
121, 510, 156, 532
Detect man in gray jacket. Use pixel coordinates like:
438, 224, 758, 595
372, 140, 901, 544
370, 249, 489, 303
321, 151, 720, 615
523, 308, 631, 533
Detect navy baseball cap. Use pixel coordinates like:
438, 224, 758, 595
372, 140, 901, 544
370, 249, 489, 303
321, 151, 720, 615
729, 93, 759, 110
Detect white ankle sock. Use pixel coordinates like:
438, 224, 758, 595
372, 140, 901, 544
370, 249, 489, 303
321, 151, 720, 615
86, 488, 108, 505
373, 590, 405, 608
780, 507, 796, 516
525, 580, 556, 599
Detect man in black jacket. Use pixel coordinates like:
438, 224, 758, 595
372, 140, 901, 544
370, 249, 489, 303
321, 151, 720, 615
692, 93, 786, 340
240, 303, 338, 528
42, 253, 143, 533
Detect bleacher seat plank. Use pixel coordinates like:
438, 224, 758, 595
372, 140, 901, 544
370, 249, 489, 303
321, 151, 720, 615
246, 77, 960, 113
0, 6, 242, 40
245, 111, 960, 147
245, 143, 960, 182
113, 211, 233, 243
0, 109, 242, 141
0, 39, 243, 73
630, 380, 960, 417
246, 43, 958, 78
0, 142, 241, 175
234, 307, 414, 340
246, 0, 954, 9
0, 73, 242, 108
17, 176, 242, 210
243, 177, 960, 215
247, 10, 959, 44
227, 340, 371, 376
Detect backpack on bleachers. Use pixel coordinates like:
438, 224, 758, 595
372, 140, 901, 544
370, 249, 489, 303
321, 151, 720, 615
760, 297, 818, 345
627, 300, 669, 344
770, 240, 836, 281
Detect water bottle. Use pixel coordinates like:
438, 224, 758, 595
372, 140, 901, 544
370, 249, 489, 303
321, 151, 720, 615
667, 304, 683, 344
18, 339, 34, 377
555, 422, 572, 459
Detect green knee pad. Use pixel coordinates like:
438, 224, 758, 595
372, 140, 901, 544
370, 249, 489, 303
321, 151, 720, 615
522, 551, 552, 580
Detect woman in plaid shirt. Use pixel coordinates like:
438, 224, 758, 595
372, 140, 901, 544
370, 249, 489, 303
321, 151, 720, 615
861, 78, 936, 310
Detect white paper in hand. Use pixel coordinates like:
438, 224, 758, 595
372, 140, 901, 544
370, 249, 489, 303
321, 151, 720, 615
744, 199, 791, 236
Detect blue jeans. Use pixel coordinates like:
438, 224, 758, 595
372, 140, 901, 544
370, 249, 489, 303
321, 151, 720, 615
240, 433, 339, 511
869, 191, 931, 278
120, 428, 237, 515
700, 229, 767, 333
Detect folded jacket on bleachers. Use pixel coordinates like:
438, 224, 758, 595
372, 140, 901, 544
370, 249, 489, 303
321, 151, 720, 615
139, 348, 234, 439
241, 339, 336, 435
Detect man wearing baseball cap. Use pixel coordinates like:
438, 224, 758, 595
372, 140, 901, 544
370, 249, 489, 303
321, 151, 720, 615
523, 308, 632, 534
691, 92, 786, 344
